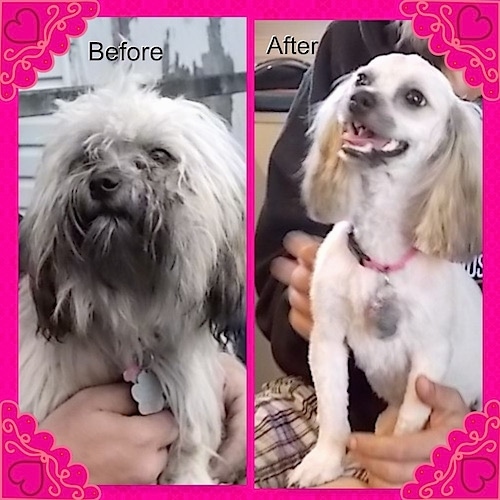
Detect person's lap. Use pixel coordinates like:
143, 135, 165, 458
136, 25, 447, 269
254, 376, 367, 488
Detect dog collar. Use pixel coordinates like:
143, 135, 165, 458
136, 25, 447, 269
123, 352, 167, 415
347, 230, 418, 273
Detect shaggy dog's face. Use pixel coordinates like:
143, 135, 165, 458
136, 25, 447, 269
64, 136, 181, 287
21, 81, 245, 341
325, 53, 459, 166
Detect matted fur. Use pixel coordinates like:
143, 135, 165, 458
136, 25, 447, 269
290, 53, 482, 488
19, 75, 245, 484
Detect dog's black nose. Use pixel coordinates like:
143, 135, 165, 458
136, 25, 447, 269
349, 90, 377, 114
89, 172, 122, 200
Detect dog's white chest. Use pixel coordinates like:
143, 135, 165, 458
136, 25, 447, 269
347, 324, 411, 404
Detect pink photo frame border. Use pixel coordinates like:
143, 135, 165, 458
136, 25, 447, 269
0, 0, 499, 498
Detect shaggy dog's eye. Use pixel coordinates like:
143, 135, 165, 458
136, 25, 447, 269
149, 148, 176, 164
69, 152, 92, 171
405, 89, 427, 107
355, 73, 370, 86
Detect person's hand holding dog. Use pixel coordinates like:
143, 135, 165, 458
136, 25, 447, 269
271, 231, 322, 340
41, 383, 178, 484
210, 353, 247, 483
41, 352, 247, 485
348, 376, 470, 488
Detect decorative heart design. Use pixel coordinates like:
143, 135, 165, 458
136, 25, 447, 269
8, 459, 44, 496
457, 5, 493, 41
4, 8, 41, 44
460, 457, 497, 493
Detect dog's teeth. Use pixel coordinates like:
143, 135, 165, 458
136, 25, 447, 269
357, 143, 373, 152
381, 139, 399, 152
344, 142, 373, 153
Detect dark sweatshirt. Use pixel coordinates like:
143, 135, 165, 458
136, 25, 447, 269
255, 21, 482, 432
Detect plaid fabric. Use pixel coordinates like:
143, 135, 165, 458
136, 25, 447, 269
255, 376, 368, 488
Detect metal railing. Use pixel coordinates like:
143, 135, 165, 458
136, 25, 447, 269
19, 72, 246, 118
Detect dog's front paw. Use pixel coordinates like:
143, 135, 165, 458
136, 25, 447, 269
394, 403, 431, 436
288, 445, 344, 488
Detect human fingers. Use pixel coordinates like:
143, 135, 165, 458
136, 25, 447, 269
130, 447, 169, 485
352, 453, 419, 486
348, 430, 443, 463
368, 471, 407, 489
289, 308, 313, 340
283, 232, 320, 270
213, 356, 247, 481
129, 410, 179, 449
288, 287, 311, 317
74, 383, 138, 416
415, 376, 469, 417
289, 264, 312, 295
271, 256, 298, 287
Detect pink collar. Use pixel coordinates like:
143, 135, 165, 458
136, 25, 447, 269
362, 247, 418, 273
347, 231, 418, 273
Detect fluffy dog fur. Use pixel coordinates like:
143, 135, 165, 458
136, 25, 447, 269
289, 53, 482, 487
19, 77, 245, 484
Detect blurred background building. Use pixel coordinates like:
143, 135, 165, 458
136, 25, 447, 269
19, 17, 246, 214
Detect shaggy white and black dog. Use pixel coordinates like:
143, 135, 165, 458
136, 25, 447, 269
289, 53, 482, 487
19, 78, 245, 484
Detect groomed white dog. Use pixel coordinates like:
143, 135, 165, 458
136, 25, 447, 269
289, 53, 482, 487
19, 77, 245, 484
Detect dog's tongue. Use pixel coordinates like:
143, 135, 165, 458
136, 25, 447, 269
342, 126, 390, 149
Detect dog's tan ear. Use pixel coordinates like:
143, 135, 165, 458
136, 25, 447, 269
410, 101, 482, 262
301, 80, 356, 224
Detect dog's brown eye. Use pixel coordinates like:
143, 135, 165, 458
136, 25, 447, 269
149, 148, 175, 164
356, 73, 369, 86
406, 89, 426, 107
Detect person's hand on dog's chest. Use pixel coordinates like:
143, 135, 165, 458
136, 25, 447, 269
271, 231, 322, 340
40, 383, 178, 484
347, 376, 469, 488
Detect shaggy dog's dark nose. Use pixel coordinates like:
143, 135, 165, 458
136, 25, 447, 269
349, 90, 377, 114
89, 172, 122, 200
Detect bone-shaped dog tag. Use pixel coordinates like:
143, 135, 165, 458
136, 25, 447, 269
130, 369, 165, 415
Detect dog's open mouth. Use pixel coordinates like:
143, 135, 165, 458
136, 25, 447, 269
341, 122, 408, 158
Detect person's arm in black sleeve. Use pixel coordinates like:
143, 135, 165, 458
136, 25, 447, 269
254, 22, 349, 379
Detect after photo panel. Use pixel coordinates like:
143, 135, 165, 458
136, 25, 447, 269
254, 20, 482, 489
18, 17, 247, 486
